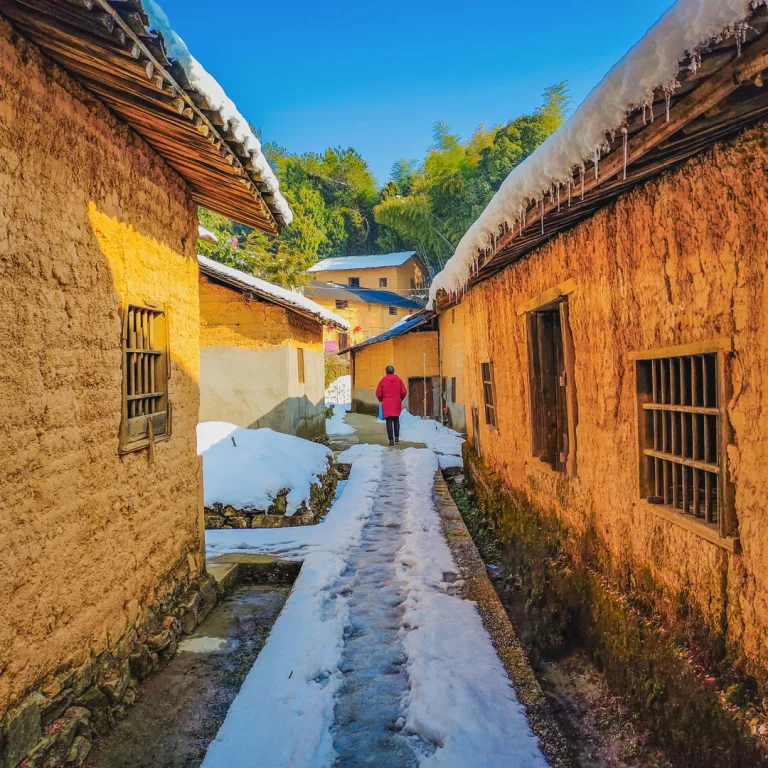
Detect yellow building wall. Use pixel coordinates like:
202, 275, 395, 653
352, 331, 439, 414
0, 21, 204, 721
311, 296, 413, 343
311, 256, 426, 292
199, 277, 325, 437
438, 304, 468, 432
457, 119, 768, 684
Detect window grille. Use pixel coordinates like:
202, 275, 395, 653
121, 302, 170, 453
297, 348, 305, 385
335, 299, 348, 310
637, 352, 724, 527
481, 362, 496, 428
379, 277, 388, 288
388, 306, 397, 316
348, 277, 360, 287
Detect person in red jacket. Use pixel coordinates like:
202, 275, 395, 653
375, 365, 407, 446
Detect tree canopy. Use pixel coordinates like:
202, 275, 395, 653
198, 82, 570, 285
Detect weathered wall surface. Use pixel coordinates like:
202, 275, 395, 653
0, 18, 204, 732
312, 295, 412, 343
199, 277, 325, 437
456, 120, 768, 681
438, 304, 468, 432
352, 331, 439, 414
311, 257, 425, 290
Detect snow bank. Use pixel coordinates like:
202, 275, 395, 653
202, 447, 384, 768
430, 0, 764, 302
308, 252, 417, 273
325, 374, 351, 407
397, 449, 546, 766
326, 405, 355, 436
399, 411, 464, 468
198, 255, 348, 329
141, 0, 292, 226
198, 422, 332, 516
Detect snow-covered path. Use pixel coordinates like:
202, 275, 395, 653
203, 429, 547, 767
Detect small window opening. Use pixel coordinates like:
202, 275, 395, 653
450, 377, 457, 402
338, 332, 349, 350
348, 277, 360, 287
388, 306, 398, 316
379, 277, 388, 288
297, 348, 305, 385
121, 303, 170, 453
335, 299, 348, 310
481, 362, 497, 428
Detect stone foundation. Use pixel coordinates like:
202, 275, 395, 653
1, 566, 220, 768
463, 445, 768, 767
204, 462, 338, 529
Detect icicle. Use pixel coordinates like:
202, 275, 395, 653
594, 148, 600, 181
665, 89, 671, 122
541, 198, 545, 235
621, 127, 628, 181
736, 22, 749, 57
567, 179, 572, 207
641, 104, 647, 126
649, 101, 654, 123
579, 165, 585, 201
689, 50, 701, 74
557, 185, 561, 212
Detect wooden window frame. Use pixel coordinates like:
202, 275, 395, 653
120, 299, 171, 455
297, 347, 306, 385
379, 277, 388, 288
632, 339, 738, 550
524, 291, 578, 477
338, 332, 349, 351
481, 362, 497, 429
335, 299, 348, 310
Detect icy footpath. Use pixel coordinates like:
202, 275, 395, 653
203, 444, 545, 767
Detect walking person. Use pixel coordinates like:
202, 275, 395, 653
375, 366, 407, 447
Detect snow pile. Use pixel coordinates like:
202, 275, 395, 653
202, 447, 384, 768
198, 255, 348, 329
141, 0, 292, 225
399, 410, 464, 469
326, 405, 355, 436
397, 449, 546, 766
430, 0, 764, 302
325, 374, 351, 407
197, 224, 218, 243
308, 252, 417, 273
198, 422, 332, 516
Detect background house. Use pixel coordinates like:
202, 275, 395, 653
0, 2, 290, 764
307, 251, 429, 294
429, 3, 768, 747
306, 280, 424, 349
348, 314, 440, 418
199, 256, 348, 438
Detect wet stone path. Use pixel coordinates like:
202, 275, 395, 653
331, 450, 420, 767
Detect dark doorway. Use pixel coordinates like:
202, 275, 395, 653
408, 377, 434, 418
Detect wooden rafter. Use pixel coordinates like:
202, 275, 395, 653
0, 0, 288, 234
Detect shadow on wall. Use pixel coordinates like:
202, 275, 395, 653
247, 394, 326, 440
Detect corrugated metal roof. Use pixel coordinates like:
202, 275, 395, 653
305, 281, 425, 310
307, 252, 418, 273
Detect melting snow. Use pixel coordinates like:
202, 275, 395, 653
399, 410, 465, 468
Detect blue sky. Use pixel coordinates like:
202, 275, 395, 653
158, 0, 674, 184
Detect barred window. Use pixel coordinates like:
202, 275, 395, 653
389, 306, 397, 316
121, 303, 170, 453
481, 362, 496, 428
636, 350, 728, 530
335, 299, 348, 310
379, 277, 388, 288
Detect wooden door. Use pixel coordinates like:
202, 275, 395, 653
408, 378, 433, 418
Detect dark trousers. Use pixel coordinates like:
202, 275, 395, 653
385, 416, 400, 443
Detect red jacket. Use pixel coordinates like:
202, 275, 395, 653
376, 374, 407, 418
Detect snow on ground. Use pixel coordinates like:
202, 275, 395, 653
397, 449, 547, 766
202, 446, 384, 768
325, 374, 351, 407
399, 411, 464, 469
429, 0, 765, 302
198, 422, 332, 516
141, 0, 293, 226
326, 405, 355, 436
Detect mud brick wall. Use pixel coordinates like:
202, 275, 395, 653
0, 18, 204, 739
199, 277, 326, 437
456, 119, 768, 684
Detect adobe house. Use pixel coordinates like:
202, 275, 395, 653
305, 279, 424, 348
0, 1, 290, 765
348, 314, 440, 418
307, 251, 429, 293
198, 256, 349, 438
431, 3, 768, 754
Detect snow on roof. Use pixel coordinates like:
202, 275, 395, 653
430, 0, 764, 304
198, 255, 349, 330
142, 0, 292, 227
307, 252, 418, 273
198, 224, 218, 244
